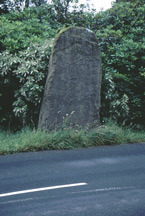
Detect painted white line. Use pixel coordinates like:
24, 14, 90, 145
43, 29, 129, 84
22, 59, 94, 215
0, 182, 87, 198
71, 187, 135, 194
0, 186, 136, 205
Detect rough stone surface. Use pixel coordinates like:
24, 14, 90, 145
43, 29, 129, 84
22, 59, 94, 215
38, 27, 102, 130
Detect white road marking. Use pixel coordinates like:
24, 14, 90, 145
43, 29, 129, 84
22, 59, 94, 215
71, 187, 135, 194
0, 186, 137, 205
0, 182, 87, 198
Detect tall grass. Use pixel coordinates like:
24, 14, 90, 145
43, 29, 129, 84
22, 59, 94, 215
0, 123, 145, 155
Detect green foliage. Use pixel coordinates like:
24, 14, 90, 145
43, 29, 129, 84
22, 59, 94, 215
0, 6, 58, 53
0, 5, 59, 129
93, 0, 145, 126
0, 0, 25, 14
116, 0, 144, 4
31, 0, 48, 7
0, 0, 9, 14
51, 0, 74, 22
0, 40, 52, 129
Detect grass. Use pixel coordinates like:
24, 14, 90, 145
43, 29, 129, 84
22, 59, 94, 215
0, 122, 145, 155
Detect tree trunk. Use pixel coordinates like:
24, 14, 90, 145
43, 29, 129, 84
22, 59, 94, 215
25, 0, 30, 8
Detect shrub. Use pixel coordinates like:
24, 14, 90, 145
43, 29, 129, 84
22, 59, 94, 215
0, 40, 52, 129
93, 0, 145, 127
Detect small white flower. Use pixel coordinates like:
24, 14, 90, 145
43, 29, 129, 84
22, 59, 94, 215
71, 111, 75, 115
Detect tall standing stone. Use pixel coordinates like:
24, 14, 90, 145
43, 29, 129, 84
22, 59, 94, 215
38, 27, 102, 130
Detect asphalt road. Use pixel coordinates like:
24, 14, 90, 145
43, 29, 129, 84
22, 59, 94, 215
0, 143, 145, 216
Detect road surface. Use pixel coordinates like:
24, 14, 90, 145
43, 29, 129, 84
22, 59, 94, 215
0, 143, 145, 216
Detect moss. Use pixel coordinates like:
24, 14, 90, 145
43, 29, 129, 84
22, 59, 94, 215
50, 26, 87, 55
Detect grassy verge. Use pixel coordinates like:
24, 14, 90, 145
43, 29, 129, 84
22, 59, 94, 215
0, 123, 145, 155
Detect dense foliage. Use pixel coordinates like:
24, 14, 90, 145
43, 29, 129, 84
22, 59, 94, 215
0, 5, 58, 129
93, 1, 145, 127
0, 0, 145, 130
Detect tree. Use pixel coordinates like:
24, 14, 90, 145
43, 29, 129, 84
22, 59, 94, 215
0, 0, 9, 14
31, 0, 48, 7
0, 0, 48, 13
0, 0, 25, 13
93, 0, 145, 127
24, 0, 47, 8
51, 0, 77, 22
115, 0, 144, 4
0, 6, 57, 129
25, 0, 30, 8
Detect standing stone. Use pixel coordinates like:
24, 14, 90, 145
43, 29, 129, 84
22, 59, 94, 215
38, 27, 102, 130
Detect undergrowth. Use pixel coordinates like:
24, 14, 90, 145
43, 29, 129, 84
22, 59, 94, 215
0, 122, 145, 155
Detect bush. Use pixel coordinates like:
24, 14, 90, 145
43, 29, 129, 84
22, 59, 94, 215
0, 40, 52, 129
93, 0, 145, 127
0, 4, 60, 129
0, 6, 58, 53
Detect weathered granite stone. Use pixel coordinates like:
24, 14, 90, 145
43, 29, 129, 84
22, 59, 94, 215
38, 27, 102, 130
